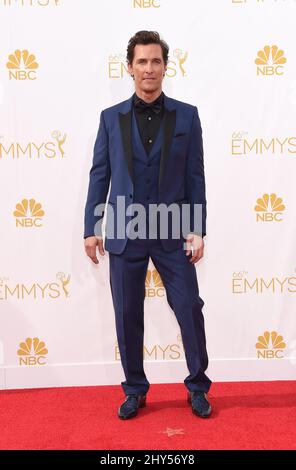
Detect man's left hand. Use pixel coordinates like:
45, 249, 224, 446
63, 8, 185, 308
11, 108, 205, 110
185, 233, 204, 263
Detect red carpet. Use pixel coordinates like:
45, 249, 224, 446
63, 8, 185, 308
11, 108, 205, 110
0, 381, 295, 450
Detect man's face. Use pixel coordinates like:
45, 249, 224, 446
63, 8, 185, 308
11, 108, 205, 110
128, 43, 167, 93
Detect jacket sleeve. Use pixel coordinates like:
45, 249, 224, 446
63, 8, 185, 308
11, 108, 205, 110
84, 110, 111, 238
186, 106, 207, 238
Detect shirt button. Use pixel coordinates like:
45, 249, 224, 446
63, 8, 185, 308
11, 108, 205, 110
148, 139, 153, 144
148, 116, 152, 121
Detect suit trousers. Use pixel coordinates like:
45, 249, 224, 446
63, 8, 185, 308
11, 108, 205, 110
108, 233, 212, 396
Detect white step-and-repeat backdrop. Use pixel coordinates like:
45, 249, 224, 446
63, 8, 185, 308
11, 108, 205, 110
0, 0, 295, 390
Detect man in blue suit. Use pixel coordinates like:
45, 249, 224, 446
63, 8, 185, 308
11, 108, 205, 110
84, 31, 212, 420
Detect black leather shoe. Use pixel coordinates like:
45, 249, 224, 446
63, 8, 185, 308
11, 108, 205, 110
187, 391, 212, 418
118, 394, 146, 420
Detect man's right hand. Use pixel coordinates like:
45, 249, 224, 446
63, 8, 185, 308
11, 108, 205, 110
84, 236, 105, 264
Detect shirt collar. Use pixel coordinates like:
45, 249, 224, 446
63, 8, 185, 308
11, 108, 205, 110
133, 90, 164, 108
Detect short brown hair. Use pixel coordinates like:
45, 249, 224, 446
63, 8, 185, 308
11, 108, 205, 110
126, 30, 169, 66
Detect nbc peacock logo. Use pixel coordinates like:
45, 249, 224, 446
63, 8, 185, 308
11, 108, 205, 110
256, 331, 286, 359
6, 49, 39, 80
17, 337, 48, 366
145, 268, 165, 298
254, 193, 285, 222
255, 45, 286, 76
13, 198, 45, 228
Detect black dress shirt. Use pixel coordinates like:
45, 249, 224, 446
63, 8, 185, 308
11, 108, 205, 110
133, 91, 164, 156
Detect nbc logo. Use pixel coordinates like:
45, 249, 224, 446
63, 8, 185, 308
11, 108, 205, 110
145, 268, 165, 297
6, 49, 39, 80
17, 337, 48, 366
256, 331, 286, 359
13, 198, 45, 228
133, 0, 160, 7
254, 193, 285, 222
255, 45, 286, 76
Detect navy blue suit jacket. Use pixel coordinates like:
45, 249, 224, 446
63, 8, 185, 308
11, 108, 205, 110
84, 93, 206, 254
